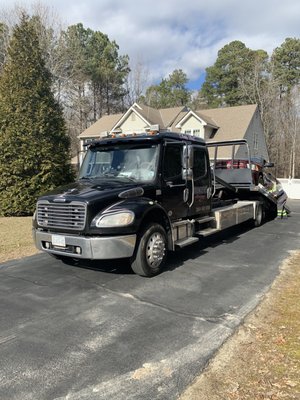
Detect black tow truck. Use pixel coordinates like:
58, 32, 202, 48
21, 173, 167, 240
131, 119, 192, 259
33, 132, 277, 277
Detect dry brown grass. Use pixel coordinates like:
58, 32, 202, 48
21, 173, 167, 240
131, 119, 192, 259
0, 217, 39, 263
180, 252, 300, 400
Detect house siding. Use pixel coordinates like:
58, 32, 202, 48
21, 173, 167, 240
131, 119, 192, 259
119, 111, 149, 133
243, 109, 269, 161
181, 115, 204, 138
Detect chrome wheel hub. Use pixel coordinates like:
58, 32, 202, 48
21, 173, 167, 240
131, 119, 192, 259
146, 232, 166, 268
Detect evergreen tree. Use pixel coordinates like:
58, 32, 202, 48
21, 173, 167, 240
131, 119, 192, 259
0, 23, 9, 73
143, 69, 190, 108
57, 23, 129, 152
60, 24, 129, 120
272, 37, 300, 95
201, 41, 265, 107
0, 15, 74, 216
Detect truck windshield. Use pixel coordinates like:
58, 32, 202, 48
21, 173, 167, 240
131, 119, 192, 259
79, 144, 159, 183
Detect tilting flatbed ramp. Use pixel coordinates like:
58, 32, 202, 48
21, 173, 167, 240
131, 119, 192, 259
207, 139, 278, 209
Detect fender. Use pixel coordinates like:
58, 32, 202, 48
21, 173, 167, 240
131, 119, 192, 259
101, 196, 171, 229
93, 197, 173, 248
122, 197, 173, 250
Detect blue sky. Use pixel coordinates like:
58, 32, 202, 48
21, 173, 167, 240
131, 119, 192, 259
1, 0, 299, 90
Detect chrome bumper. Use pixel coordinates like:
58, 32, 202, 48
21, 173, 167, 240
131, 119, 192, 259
34, 230, 136, 259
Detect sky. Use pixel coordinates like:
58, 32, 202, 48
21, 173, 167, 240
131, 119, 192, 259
1, 0, 300, 90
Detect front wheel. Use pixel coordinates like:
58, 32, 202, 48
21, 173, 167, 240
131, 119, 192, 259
130, 223, 167, 277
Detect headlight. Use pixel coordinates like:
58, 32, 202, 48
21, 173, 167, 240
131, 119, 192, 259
92, 211, 135, 228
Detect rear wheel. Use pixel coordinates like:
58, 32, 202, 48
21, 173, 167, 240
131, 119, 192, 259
254, 203, 264, 227
130, 223, 167, 277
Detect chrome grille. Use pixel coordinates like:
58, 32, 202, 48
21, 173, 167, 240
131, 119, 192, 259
37, 201, 86, 231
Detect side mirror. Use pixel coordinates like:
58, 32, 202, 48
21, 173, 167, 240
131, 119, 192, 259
182, 168, 193, 181
182, 145, 194, 169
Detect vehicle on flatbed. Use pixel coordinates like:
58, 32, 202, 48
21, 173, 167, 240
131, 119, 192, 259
214, 157, 274, 185
33, 131, 278, 277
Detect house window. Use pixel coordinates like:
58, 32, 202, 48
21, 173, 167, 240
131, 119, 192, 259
184, 129, 201, 136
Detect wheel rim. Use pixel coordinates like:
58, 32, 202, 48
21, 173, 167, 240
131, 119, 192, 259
146, 231, 166, 268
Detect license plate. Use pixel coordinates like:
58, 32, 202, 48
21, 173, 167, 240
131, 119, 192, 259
52, 234, 66, 247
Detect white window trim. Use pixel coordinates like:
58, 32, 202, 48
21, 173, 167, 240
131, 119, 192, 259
183, 128, 202, 136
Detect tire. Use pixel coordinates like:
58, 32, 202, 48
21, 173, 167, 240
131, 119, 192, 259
130, 223, 167, 277
254, 203, 264, 227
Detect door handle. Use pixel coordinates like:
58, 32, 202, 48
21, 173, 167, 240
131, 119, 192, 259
183, 188, 189, 202
166, 181, 186, 188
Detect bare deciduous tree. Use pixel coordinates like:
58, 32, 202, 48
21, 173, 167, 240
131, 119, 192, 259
125, 58, 150, 106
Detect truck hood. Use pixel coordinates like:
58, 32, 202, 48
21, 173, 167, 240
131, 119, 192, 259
37, 178, 158, 233
38, 178, 152, 205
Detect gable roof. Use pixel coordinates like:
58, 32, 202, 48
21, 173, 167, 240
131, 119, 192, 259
201, 104, 258, 141
80, 113, 123, 138
78, 103, 259, 141
133, 104, 164, 126
110, 103, 186, 132
194, 111, 219, 129
175, 109, 219, 130
159, 106, 187, 127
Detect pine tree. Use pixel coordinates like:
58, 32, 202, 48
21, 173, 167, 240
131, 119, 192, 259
0, 15, 74, 216
144, 69, 191, 108
201, 41, 266, 108
272, 37, 300, 95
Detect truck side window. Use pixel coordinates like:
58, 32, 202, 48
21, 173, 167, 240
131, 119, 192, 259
194, 147, 207, 180
163, 145, 182, 180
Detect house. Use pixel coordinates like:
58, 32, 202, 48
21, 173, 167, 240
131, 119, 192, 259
77, 103, 269, 164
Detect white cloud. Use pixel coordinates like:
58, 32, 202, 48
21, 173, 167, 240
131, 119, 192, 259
2, 0, 299, 88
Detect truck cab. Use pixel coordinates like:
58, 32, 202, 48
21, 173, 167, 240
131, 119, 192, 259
33, 132, 212, 276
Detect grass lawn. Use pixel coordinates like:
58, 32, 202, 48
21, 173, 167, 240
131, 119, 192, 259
0, 216, 39, 263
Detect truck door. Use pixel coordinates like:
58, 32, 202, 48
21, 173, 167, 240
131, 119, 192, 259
189, 145, 212, 217
161, 143, 189, 221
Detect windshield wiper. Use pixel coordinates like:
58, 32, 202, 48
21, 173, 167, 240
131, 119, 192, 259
117, 174, 137, 182
102, 172, 117, 177
101, 171, 137, 182
80, 173, 137, 183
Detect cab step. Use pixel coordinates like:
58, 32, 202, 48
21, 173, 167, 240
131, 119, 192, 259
195, 216, 216, 225
175, 237, 199, 248
195, 227, 220, 237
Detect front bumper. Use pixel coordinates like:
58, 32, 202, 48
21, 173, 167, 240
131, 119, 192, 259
34, 229, 137, 259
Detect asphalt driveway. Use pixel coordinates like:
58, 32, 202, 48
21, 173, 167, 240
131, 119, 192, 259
0, 200, 299, 400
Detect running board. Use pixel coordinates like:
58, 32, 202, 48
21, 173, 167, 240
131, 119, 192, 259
175, 237, 199, 248
195, 216, 215, 224
195, 227, 220, 237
